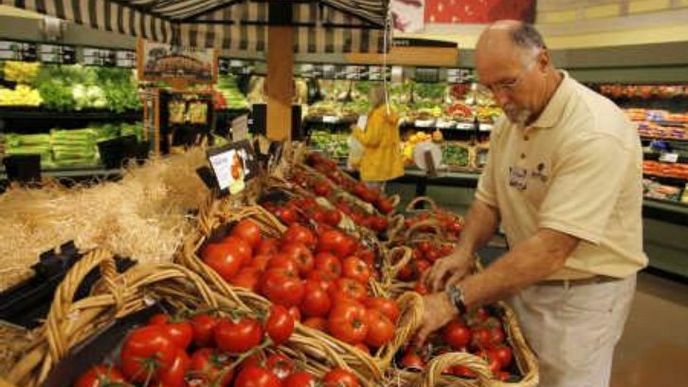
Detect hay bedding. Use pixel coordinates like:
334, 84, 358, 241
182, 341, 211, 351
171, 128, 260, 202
0, 148, 210, 291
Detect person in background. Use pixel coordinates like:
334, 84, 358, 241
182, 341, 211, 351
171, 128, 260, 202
414, 21, 647, 387
351, 85, 404, 192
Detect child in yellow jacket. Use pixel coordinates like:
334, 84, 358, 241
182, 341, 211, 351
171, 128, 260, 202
352, 86, 404, 191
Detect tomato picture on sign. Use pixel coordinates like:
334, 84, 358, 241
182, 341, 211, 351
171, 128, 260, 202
425, 0, 536, 23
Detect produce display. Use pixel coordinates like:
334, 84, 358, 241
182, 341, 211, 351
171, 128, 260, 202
643, 179, 683, 202
599, 84, 688, 99
442, 142, 470, 169
643, 160, 688, 180
0, 64, 141, 111
627, 108, 688, 140
216, 75, 250, 110
2, 122, 144, 168
0, 85, 42, 106
309, 130, 350, 159
74, 306, 362, 387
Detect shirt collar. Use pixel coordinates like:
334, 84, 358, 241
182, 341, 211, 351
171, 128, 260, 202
529, 70, 575, 130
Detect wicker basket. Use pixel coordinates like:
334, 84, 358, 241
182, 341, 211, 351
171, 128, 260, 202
5, 249, 363, 387
176, 199, 424, 382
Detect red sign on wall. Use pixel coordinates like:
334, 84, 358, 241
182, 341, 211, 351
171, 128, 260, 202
425, 0, 536, 24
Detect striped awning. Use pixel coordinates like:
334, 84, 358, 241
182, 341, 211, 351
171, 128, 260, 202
0, 0, 390, 54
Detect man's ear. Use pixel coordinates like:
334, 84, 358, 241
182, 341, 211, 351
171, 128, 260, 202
537, 48, 551, 72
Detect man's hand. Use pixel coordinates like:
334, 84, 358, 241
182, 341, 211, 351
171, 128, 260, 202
413, 291, 458, 347
422, 251, 475, 292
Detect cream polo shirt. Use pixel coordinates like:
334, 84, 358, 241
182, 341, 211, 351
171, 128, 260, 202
476, 71, 648, 279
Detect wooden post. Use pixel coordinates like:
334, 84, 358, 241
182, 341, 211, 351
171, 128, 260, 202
266, 25, 294, 141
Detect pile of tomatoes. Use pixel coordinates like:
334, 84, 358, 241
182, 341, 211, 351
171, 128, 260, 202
263, 197, 343, 229
74, 307, 363, 387
398, 307, 515, 382
403, 210, 464, 241
201, 219, 401, 354
396, 240, 454, 284
304, 153, 396, 215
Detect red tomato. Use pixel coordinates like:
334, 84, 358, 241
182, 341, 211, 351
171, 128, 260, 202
489, 346, 513, 369
250, 253, 274, 271
300, 280, 332, 318
283, 223, 317, 249
489, 326, 506, 346
476, 350, 502, 374
497, 371, 511, 381
417, 241, 432, 253
306, 270, 335, 292
74, 365, 126, 387
275, 207, 298, 225
188, 348, 233, 386
257, 237, 280, 255
214, 317, 263, 353
232, 219, 263, 249
356, 248, 375, 266
283, 370, 316, 387
288, 306, 302, 322
148, 313, 169, 325
234, 365, 281, 387
317, 230, 356, 258
220, 235, 253, 261
396, 262, 417, 282
280, 242, 314, 275
332, 278, 368, 301
267, 253, 300, 275
230, 267, 262, 292
190, 313, 219, 347
322, 367, 360, 387
120, 325, 177, 382
313, 180, 332, 197
260, 269, 305, 308
399, 351, 425, 370
303, 317, 328, 331
325, 209, 342, 226
443, 320, 471, 350
265, 305, 295, 345
364, 309, 394, 348
439, 244, 454, 257
424, 248, 439, 263
342, 256, 371, 284
364, 297, 400, 323
471, 327, 492, 350
413, 281, 428, 295
368, 215, 388, 232
416, 259, 431, 275
314, 252, 342, 279
265, 352, 294, 380
202, 242, 244, 281
328, 301, 369, 345
157, 349, 189, 387
159, 320, 193, 350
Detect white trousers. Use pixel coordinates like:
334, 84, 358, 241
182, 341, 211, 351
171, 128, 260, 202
510, 274, 636, 387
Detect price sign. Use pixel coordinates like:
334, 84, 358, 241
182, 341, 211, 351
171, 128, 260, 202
231, 114, 249, 141
456, 122, 474, 131
207, 140, 259, 195
39, 44, 77, 64
414, 67, 440, 83
115, 50, 136, 68
391, 66, 404, 83
323, 115, 340, 124
479, 123, 493, 132
83, 47, 116, 66
447, 68, 474, 83
322, 65, 336, 79
0, 40, 38, 61
659, 152, 679, 163
345, 65, 362, 80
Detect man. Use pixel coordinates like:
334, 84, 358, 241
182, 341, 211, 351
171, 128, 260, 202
415, 21, 647, 387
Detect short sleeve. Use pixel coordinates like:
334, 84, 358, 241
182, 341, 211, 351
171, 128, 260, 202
475, 121, 505, 207
538, 134, 629, 244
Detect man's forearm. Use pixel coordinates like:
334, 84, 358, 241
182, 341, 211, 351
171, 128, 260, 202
460, 228, 579, 309
455, 199, 500, 256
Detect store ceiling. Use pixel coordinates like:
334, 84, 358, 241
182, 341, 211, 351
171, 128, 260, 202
0, 0, 390, 54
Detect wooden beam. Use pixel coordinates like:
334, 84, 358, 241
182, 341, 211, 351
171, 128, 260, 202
266, 25, 294, 141
345, 46, 459, 67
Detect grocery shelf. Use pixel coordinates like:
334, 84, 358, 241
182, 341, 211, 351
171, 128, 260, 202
643, 198, 688, 227
0, 107, 142, 121
643, 173, 688, 185
641, 136, 688, 143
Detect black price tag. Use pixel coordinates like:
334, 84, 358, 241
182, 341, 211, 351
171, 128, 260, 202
115, 50, 136, 68
0, 41, 38, 61
414, 67, 440, 83
83, 47, 116, 66
447, 68, 474, 84
218, 58, 231, 75
39, 44, 77, 64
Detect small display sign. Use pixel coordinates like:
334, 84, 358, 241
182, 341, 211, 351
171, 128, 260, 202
207, 140, 259, 195
447, 68, 474, 84
138, 39, 217, 84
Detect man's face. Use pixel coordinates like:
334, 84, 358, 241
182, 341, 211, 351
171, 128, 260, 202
476, 43, 543, 127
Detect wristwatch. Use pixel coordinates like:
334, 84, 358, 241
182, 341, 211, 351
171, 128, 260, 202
445, 283, 467, 315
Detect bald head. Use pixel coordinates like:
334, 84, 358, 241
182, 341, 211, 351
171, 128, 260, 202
476, 20, 546, 67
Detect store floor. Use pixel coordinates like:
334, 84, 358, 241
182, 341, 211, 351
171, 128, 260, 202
611, 272, 688, 387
